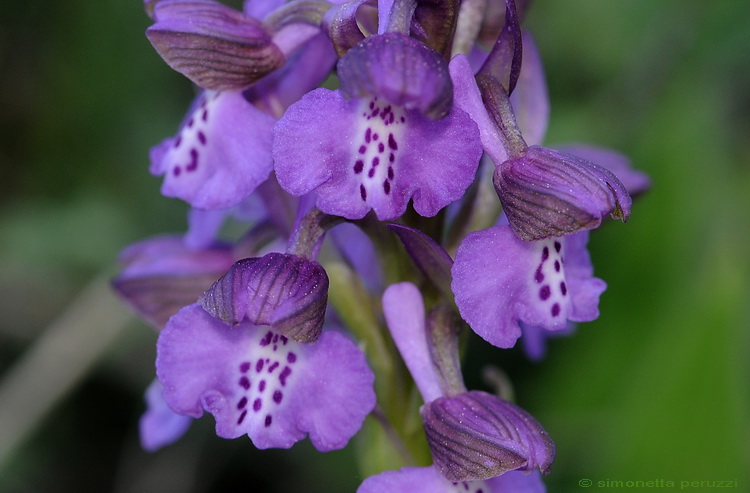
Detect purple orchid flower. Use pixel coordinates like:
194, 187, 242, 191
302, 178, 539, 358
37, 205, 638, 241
156, 303, 376, 450
361, 283, 553, 490
148, 88, 277, 210
273, 32, 483, 221
451, 219, 605, 349
146, 0, 338, 211
450, 47, 632, 241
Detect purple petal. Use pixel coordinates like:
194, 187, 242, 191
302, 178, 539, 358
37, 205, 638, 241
112, 235, 234, 329
150, 90, 275, 210
450, 54, 510, 165
509, 32, 549, 147
184, 207, 229, 249
358, 465, 546, 493
273, 88, 482, 220
388, 224, 454, 301
477, 0, 522, 95
495, 145, 632, 241
140, 380, 192, 452
358, 465, 490, 493
146, 0, 284, 90
557, 144, 651, 197
451, 225, 605, 348
338, 33, 454, 119
330, 222, 383, 292
421, 390, 555, 481
200, 253, 329, 343
243, 0, 285, 19
488, 470, 547, 493
382, 283, 443, 403
245, 31, 337, 113
156, 304, 376, 450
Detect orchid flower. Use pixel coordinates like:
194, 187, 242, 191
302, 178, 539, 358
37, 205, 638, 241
358, 283, 554, 490
273, 23, 483, 220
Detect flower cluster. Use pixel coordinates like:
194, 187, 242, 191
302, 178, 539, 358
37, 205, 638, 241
114, 0, 649, 489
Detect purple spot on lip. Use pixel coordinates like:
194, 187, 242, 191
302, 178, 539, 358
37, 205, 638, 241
174, 136, 182, 148
534, 265, 544, 283
259, 380, 266, 392
560, 282, 567, 295
256, 359, 265, 373
372, 133, 379, 141
268, 361, 279, 373
186, 149, 198, 172
260, 332, 273, 346
197, 131, 206, 145
365, 128, 371, 143
279, 366, 292, 386
287, 353, 297, 364
358, 145, 366, 154
388, 167, 394, 180
240, 362, 250, 373
237, 397, 247, 409
172, 166, 181, 177
239, 376, 250, 390
237, 410, 247, 425
378, 142, 385, 153
354, 160, 364, 174
264, 415, 272, 427
388, 134, 398, 150
273, 390, 283, 404
368, 168, 375, 178
551, 303, 561, 317
539, 285, 551, 300
541, 246, 549, 262
202, 109, 208, 121
253, 398, 262, 412
383, 180, 391, 195
554, 260, 560, 272
360, 184, 367, 201
554, 241, 562, 253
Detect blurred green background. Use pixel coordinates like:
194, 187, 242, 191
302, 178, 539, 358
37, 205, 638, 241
0, 0, 748, 491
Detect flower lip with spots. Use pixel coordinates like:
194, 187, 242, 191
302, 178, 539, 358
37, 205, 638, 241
150, 90, 276, 210
451, 222, 606, 349
273, 34, 482, 221
156, 303, 376, 450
